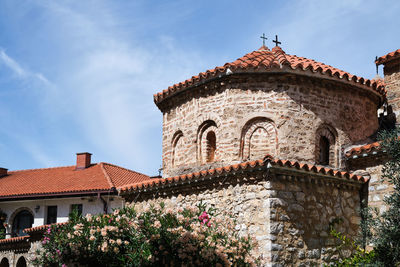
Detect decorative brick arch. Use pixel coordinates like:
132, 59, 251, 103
197, 120, 218, 164
171, 130, 185, 167
315, 124, 338, 167
240, 117, 277, 160
194, 114, 222, 129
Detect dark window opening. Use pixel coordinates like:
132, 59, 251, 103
206, 131, 216, 163
319, 136, 330, 165
12, 210, 33, 237
0, 258, 9, 267
46, 206, 57, 224
71, 204, 83, 216
16, 257, 26, 267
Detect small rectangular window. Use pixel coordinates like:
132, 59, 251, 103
71, 204, 83, 216
46, 206, 57, 224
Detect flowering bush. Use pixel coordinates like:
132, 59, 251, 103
0, 210, 7, 239
33, 202, 259, 266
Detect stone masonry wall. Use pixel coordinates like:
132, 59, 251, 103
348, 156, 395, 215
268, 175, 361, 266
160, 74, 380, 177
128, 170, 363, 266
0, 240, 39, 267
384, 57, 400, 122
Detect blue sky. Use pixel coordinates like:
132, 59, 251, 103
0, 0, 399, 175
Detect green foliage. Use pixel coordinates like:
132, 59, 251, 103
327, 218, 377, 266
0, 210, 7, 239
373, 128, 400, 265
32, 203, 259, 267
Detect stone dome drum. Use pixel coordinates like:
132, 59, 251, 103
155, 46, 385, 177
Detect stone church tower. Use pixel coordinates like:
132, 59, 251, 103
155, 45, 385, 178
121, 46, 398, 266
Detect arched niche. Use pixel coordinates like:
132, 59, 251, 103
0, 258, 9, 267
171, 130, 185, 167
240, 117, 277, 160
10, 208, 33, 237
315, 124, 338, 167
197, 120, 218, 164
16, 257, 26, 267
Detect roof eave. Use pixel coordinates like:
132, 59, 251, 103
0, 189, 117, 202
154, 68, 385, 110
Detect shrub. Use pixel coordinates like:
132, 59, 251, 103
0, 210, 7, 240
32, 202, 259, 267
373, 129, 400, 265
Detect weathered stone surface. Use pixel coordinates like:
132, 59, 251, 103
161, 76, 379, 177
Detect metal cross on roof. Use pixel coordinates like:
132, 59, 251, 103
375, 56, 379, 74
273, 35, 281, 46
260, 33, 268, 46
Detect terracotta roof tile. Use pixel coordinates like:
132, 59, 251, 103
376, 49, 400, 65
24, 222, 67, 234
154, 46, 386, 105
118, 156, 366, 193
345, 142, 381, 158
0, 163, 150, 198
0, 236, 29, 244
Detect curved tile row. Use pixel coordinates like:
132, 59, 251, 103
0, 236, 28, 244
24, 222, 67, 234
267, 157, 366, 182
154, 46, 386, 105
345, 142, 381, 158
119, 155, 366, 193
376, 49, 400, 65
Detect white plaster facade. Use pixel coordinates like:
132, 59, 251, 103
0, 195, 124, 238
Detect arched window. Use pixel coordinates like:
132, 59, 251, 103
16, 257, 26, 267
205, 131, 216, 162
0, 258, 9, 267
319, 136, 330, 165
12, 210, 33, 237
240, 117, 277, 160
315, 125, 337, 167
171, 131, 185, 167
197, 120, 218, 164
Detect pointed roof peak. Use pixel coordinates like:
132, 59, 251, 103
271, 45, 285, 53
258, 45, 270, 51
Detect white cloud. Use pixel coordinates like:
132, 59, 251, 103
0, 48, 51, 84
28, 0, 206, 173
0, 50, 27, 77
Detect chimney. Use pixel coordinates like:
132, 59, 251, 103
0, 168, 7, 177
76, 152, 92, 170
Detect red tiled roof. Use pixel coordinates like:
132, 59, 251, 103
154, 46, 386, 105
376, 49, 400, 65
0, 163, 150, 199
345, 142, 382, 158
118, 155, 367, 193
0, 236, 29, 244
24, 222, 67, 234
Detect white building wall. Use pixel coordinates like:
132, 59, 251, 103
0, 195, 124, 238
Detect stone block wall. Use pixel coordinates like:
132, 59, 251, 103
383, 57, 400, 121
348, 156, 395, 215
0, 240, 39, 267
267, 175, 361, 266
128, 169, 363, 266
159, 74, 380, 177
366, 164, 393, 214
